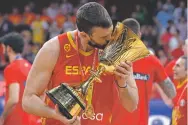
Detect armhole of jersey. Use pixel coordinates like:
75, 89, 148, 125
49, 33, 68, 89
53, 33, 67, 71
58, 33, 66, 59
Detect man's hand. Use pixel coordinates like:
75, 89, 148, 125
54, 105, 81, 125
113, 61, 138, 112
114, 61, 133, 87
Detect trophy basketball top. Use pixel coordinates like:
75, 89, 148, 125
99, 22, 150, 73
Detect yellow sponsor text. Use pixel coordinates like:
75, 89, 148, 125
65, 66, 91, 75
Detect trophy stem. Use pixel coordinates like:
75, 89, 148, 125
75, 65, 105, 118
77, 65, 105, 96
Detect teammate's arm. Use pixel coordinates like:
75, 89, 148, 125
22, 38, 80, 124
153, 56, 176, 99
1, 83, 19, 120
158, 78, 176, 99
154, 83, 173, 107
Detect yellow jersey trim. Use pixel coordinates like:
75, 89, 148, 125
67, 32, 93, 56
177, 78, 187, 89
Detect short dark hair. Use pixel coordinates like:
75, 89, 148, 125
76, 2, 112, 34
122, 18, 140, 35
0, 32, 24, 53
180, 56, 187, 70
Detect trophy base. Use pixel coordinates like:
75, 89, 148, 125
46, 84, 86, 119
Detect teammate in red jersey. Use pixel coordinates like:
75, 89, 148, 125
0, 33, 32, 125
22, 2, 139, 125
165, 39, 187, 84
111, 18, 176, 125
171, 56, 187, 125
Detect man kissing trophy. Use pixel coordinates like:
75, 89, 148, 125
46, 22, 150, 119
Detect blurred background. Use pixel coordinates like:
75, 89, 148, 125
0, 0, 187, 124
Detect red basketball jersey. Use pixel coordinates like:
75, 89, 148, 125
4, 59, 31, 125
111, 55, 168, 125
42, 32, 115, 125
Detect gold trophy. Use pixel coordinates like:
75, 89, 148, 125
46, 22, 150, 119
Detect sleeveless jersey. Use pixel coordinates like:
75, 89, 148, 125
42, 32, 114, 125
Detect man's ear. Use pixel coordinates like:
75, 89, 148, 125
7, 45, 13, 53
80, 31, 90, 40
80, 32, 88, 37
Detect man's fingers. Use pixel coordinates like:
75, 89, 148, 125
71, 116, 81, 125
71, 120, 79, 125
55, 105, 81, 125
114, 71, 129, 79
55, 104, 70, 124
115, 65, 130, 75
67, 116, 77, 123
55, 104, 60, 114
125, 61, 132, 66
119, 62, 132, 71
67, 116, 81, 125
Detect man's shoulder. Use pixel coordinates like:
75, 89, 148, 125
135, 55, 164, 70
134, 55, 158, 64
18, 59, 32, 68
33, 36, 61, 67
42, 36, 60, 54
146, 55, 162, 65
45, 32, 71, 54
5, 59, 28, 70
4, 63, 17, 75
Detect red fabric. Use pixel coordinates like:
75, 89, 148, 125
43, 32, 114, 125
111, 55, 168, 125
3, 59, 32, 125
161, 33, 173, 53
172, 80, 187, 125
171, 48, 184, 59
161, 33, 172, 44
165, 59, 179, 87
0, 44, 5, 63
0, 44, 3, 56
29, 115, 41, 125
165, 60, 176, 79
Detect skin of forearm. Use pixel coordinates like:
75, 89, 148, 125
159, 78, 176, 99
22, 94, 57, 119
2, 99, 17, 119
117, 77, 138, 112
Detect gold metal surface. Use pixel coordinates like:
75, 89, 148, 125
99, 22, 150, 73
70, 103, 82, 116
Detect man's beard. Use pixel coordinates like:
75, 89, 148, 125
88, 40, 109, 50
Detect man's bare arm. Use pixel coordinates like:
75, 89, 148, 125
117, 75, 138, 112
22, 37, 81, 124
2, 83, 19, 119
114, 62, 138, 112
22, 38, 59, 118
154, 83, 173, 107
158, 78, 176, 99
